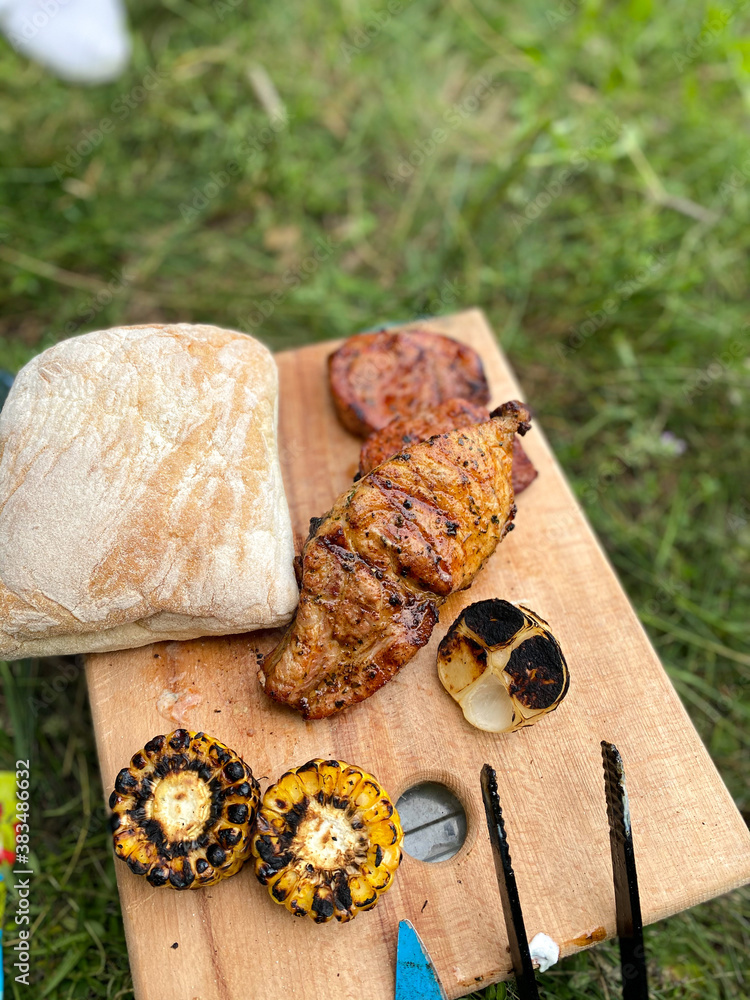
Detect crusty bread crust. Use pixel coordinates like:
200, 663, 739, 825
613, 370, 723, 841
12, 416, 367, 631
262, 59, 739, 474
0, 323, 298, 660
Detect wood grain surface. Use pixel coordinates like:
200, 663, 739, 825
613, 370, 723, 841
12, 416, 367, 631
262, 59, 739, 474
86, 309, 750, 1000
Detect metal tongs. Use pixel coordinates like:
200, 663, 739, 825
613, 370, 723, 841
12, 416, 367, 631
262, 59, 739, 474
395, 742, 649, 999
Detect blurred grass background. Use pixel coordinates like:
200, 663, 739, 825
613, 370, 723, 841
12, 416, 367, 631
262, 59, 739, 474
0, 0, 749, 996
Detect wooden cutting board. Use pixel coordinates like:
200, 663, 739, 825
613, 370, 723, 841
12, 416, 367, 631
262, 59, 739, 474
86, 309, 750, 1000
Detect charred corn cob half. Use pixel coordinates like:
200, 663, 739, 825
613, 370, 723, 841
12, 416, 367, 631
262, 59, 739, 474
109, 729, 260, 889
252, 759, 403, 923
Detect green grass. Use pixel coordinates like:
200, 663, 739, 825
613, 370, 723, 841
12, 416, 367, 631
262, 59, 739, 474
1, 0, 749, 995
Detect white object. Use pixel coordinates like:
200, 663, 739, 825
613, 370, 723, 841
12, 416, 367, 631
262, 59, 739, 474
529, 932, 560, 973
0, 324, 299, 659
0, 0, 130, 84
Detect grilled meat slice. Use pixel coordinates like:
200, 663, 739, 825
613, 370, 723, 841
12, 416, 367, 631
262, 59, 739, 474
328, 329, 490, 437
511, 436, 537, 493
358, 398, 487, 473
259, 401, 531, 719
357, 397, 538, 495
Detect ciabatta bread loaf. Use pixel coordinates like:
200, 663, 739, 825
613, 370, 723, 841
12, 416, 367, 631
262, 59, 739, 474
0, 324, 298, 660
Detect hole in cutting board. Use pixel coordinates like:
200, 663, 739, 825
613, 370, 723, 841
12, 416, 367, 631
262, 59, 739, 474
396, 781, 467, 862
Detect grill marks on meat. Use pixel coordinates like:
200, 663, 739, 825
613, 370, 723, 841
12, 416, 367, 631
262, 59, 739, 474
328, 329, 490, 437
259, 403, 530, 719
357, 397, 538, 496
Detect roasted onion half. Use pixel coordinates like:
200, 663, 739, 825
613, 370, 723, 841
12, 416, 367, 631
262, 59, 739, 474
437, 600, 570, 733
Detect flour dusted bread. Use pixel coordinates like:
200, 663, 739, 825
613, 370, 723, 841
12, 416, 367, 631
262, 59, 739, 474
0, 324, 298, 660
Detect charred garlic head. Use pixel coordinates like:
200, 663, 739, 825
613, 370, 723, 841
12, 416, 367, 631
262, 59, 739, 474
438, 600, 569, 733
252, 758, 403, 923
110, 729, 260, 889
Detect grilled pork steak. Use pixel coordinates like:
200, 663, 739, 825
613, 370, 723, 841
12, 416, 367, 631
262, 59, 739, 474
357, 397, 538, 495
328, 329, 490, 437
510, 436, 537, 494
259, 401, 531, 719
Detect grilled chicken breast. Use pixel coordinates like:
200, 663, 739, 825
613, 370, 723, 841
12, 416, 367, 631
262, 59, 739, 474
259, 401, 531, 719
357, 397, 538, 495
